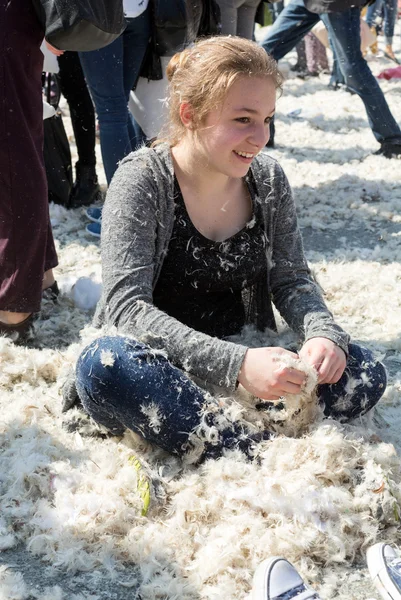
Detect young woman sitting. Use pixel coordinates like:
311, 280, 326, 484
66, 36, 386, 462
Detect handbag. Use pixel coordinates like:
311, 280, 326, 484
44, 113, 73, 206
32, 0, 126, 52
140, 0, 219, 82
42, 74, 73, 206
152, 0, 188, 57
198, 0, 221, 36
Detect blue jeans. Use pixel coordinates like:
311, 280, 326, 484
79, 10, 150, 184
260, 0, 401, 144
76, 336, 386, 462
272, 0, 285, 22
366, 0, 398, 44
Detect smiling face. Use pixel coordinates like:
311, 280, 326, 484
190, 76, 276, 179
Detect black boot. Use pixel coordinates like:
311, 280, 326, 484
69, 162, 101, 208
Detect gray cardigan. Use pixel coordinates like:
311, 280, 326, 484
93, 144, 349, 391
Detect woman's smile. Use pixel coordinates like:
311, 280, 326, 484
233, 150, 257, 163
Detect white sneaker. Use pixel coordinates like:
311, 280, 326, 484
252, 557, 322, 600
367, 543, 401, 600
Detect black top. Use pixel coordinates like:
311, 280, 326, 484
153, 175, 268, 339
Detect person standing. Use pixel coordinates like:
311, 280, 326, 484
79, 0, 150, 187
0, 0, 58, 342
63, 37, 386, 461
260, 0, 401, 157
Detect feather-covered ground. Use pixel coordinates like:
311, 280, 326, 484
1, 37, 401, 599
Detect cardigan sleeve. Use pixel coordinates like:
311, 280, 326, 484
99, 151, 248, 391
268, 161, 350, 354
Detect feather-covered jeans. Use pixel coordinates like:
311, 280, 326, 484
75, 336, 386, 461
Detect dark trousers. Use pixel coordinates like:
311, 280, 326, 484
0, 0, 58, 312
57, 52, 96, 168
76, 337, 386, 462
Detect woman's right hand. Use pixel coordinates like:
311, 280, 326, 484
237, 347, 307, 401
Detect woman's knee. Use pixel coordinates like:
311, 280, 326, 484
348, 343, 387, 397
76, 335, 149, 393
94, 98, 130, 127
319, 343, 387, 420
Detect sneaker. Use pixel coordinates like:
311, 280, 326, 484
128, 456, 151, 516
86, 221, 101, 238
367, 543, 401, 600
85, 206, 103, 223
252, 557, 322, 600
375, 143, 401, 159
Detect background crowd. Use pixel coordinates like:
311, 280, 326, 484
1, 0, 400, 337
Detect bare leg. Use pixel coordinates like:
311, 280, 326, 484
42, 268, 55, 291
0, 269, 55, 324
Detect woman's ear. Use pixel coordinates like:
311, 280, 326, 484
179, 102, 194, 130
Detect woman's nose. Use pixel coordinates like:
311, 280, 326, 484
248, 123, 269, 149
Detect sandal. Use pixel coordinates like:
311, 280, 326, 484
384, 46, 400, 64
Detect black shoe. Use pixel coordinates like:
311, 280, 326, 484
0, 314, 35, 345
42, 280, 60, 303
375, 142, 401, 159
290, 63, 306, 73
69, 163, 101, 208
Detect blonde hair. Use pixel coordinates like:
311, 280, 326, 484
160, 35, 283, 146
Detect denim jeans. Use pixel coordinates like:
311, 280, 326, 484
272, 0, 285, 22
366, 0, 398, 44
76, 336, 386, 462
260, 0, 401, 145
79, 10, 149, 184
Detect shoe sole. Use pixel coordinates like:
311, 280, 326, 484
367, 543, 401, 600
85, 205, 103, 223
86, 212, 102, 224
85, 226, 101, 238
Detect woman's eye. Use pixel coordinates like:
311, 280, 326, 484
235, 117, 250, 123
265, 117, 272, 124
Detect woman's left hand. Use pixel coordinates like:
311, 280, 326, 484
299, 337, 347, 385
